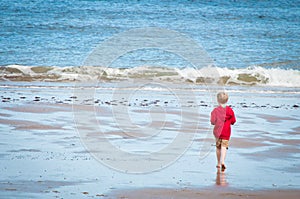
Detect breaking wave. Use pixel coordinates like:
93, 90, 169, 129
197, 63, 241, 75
0, 65, 299, 87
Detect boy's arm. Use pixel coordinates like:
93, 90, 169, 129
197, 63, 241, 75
210, 110, 216, 125
231, 110, 236, 125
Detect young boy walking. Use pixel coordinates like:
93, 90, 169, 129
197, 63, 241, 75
211, 92, 236, 171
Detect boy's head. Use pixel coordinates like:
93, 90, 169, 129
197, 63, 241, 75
217, 92, 228, 104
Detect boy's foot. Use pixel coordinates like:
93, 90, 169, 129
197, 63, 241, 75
221, 164, 226, 171
216, 165, 221, 169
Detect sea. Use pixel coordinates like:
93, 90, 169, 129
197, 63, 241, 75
0, 0, 299, 87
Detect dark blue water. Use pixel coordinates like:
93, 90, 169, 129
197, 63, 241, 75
0, 0, 299, 69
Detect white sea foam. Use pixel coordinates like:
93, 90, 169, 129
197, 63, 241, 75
0, 65, 299, 88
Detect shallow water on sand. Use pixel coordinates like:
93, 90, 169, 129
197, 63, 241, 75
0, 82, 299, 198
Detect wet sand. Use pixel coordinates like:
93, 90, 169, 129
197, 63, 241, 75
0, 82, 299, 198
112, 188, 300, 199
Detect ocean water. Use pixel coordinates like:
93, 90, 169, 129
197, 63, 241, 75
0, 0, 299, 86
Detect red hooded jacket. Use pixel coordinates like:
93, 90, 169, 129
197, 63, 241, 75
210, 105, 236, 140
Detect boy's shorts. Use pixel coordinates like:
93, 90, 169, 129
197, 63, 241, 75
216, 138, 229, 149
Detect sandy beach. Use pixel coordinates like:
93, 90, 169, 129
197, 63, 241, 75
0, 81, 299, 198
111, 188, 300, 199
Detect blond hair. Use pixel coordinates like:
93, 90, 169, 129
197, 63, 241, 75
217, 92, 228, 104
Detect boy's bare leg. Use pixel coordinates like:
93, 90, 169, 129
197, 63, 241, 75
220, 146, 227, 169
216, 147, 221, 167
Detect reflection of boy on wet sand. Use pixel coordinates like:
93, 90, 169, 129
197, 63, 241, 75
211, 92, 236, 171
216, 169, 228, 186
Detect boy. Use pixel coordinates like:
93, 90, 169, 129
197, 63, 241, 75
210, 92, 236, 171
